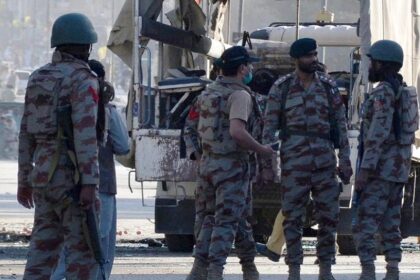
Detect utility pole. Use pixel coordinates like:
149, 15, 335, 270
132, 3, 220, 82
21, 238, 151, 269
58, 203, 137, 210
109, 0, 115, 83
237, 0, 244, 37
226, 1, 231, 43
321, 0, 329, 63
295, 0, 300, 40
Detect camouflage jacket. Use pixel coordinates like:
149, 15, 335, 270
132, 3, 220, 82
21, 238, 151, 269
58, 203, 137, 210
184, 99, 201, 160
184, 76, 262, 159
262, 71, 350, 171
18, 51, 99, 188
360, 82, 412, 182
252, 93, 267, 144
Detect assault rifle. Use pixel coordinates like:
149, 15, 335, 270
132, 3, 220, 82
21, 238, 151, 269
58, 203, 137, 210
58, 105, 107, 280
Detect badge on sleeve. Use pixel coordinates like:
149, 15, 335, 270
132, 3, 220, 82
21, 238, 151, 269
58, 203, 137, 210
373, 95, 385, 111
88, 86, 99, 103
188, 105, 199, 120
331, 87, 343, 106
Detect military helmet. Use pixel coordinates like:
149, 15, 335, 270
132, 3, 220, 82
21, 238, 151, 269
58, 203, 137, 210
51, 13, 98, 48
367, 40, 404, 65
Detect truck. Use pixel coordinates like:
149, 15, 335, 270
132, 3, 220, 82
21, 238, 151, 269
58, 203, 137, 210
107, 0, 420, 253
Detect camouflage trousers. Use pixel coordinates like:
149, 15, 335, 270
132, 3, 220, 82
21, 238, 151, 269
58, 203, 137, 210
23, 185, 98, 280
281, 167, 340, 265
193, 155, 256, 267
352, 178, 404, 264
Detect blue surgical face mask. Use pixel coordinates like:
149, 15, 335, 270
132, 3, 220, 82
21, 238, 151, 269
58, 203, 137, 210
242, 65, 253, 84
243, 72, 253, 84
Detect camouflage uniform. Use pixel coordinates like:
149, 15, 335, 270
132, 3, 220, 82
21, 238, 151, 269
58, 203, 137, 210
262, 72, 350, 265
249, 94, 267, 184
353, 82, 413, 265
184, 76, 261, 268
18, 51, 99, 279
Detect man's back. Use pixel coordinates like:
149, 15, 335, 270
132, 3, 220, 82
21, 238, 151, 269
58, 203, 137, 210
98, 104, 129, 194
18, 51, 99, 188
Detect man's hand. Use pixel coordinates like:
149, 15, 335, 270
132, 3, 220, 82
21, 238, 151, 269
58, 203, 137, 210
338, 161, 353, 185
193, 151, 202, 162
258, 144, 276, 156
261, 167, 275, 185
79, 184, 97, 210
95, 196, 101, 212
355, 169, 369, 191
17, 187, 34, 209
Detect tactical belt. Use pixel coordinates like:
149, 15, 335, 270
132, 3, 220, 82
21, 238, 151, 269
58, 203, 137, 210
34, 135, 57, 143
283, 129, 331, 141
203, 151, 249, 160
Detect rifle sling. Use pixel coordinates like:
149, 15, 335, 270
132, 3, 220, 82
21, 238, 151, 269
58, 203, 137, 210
47, 127, 80, 185
280, 78, 335, 142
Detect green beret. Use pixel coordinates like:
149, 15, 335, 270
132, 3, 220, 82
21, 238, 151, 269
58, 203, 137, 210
289, 38, 317, 58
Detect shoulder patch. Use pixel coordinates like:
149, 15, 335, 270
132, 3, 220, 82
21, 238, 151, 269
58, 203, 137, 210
371, 83, 392, 98
319, 74, 342, 106
373, 94, 386, 111
274, 73, 293, 88
319, 73, 337, 87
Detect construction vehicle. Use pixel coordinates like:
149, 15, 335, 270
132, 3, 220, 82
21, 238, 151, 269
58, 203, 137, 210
108, 0, 420, 253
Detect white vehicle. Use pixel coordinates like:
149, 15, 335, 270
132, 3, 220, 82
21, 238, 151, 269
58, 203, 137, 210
13, 69, 31, 101
108, 0, 420, 253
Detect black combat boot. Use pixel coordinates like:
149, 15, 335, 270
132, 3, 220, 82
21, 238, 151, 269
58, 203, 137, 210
287, 264, 301, 280
255, 243, 280, 262
242, 262, 259, 280
186, 258, 208, 280
383, 265, 399, 280
207, 263, 223, 280
359, 263, 376, 280
318, 262, 336, 280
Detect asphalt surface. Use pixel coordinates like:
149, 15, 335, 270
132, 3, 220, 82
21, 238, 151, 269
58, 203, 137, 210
1, 160, 420, 279
1, 245, 420, 279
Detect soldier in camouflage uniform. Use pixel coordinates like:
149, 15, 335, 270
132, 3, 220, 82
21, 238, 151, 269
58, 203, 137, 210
261, 38, 352, 280
255, 62, 330, 264
17, 13, 100, 280
353, 40, 418, 280
184, 46, 275, 280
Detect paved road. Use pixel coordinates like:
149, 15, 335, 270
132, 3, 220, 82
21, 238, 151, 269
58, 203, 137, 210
1, 160, 420, 279
0, 245, 420, 279
0, 160, 158, 239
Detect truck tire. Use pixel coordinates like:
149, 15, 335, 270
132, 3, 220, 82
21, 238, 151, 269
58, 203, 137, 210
165, 234, 194, 252
337, 234, 357, 255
